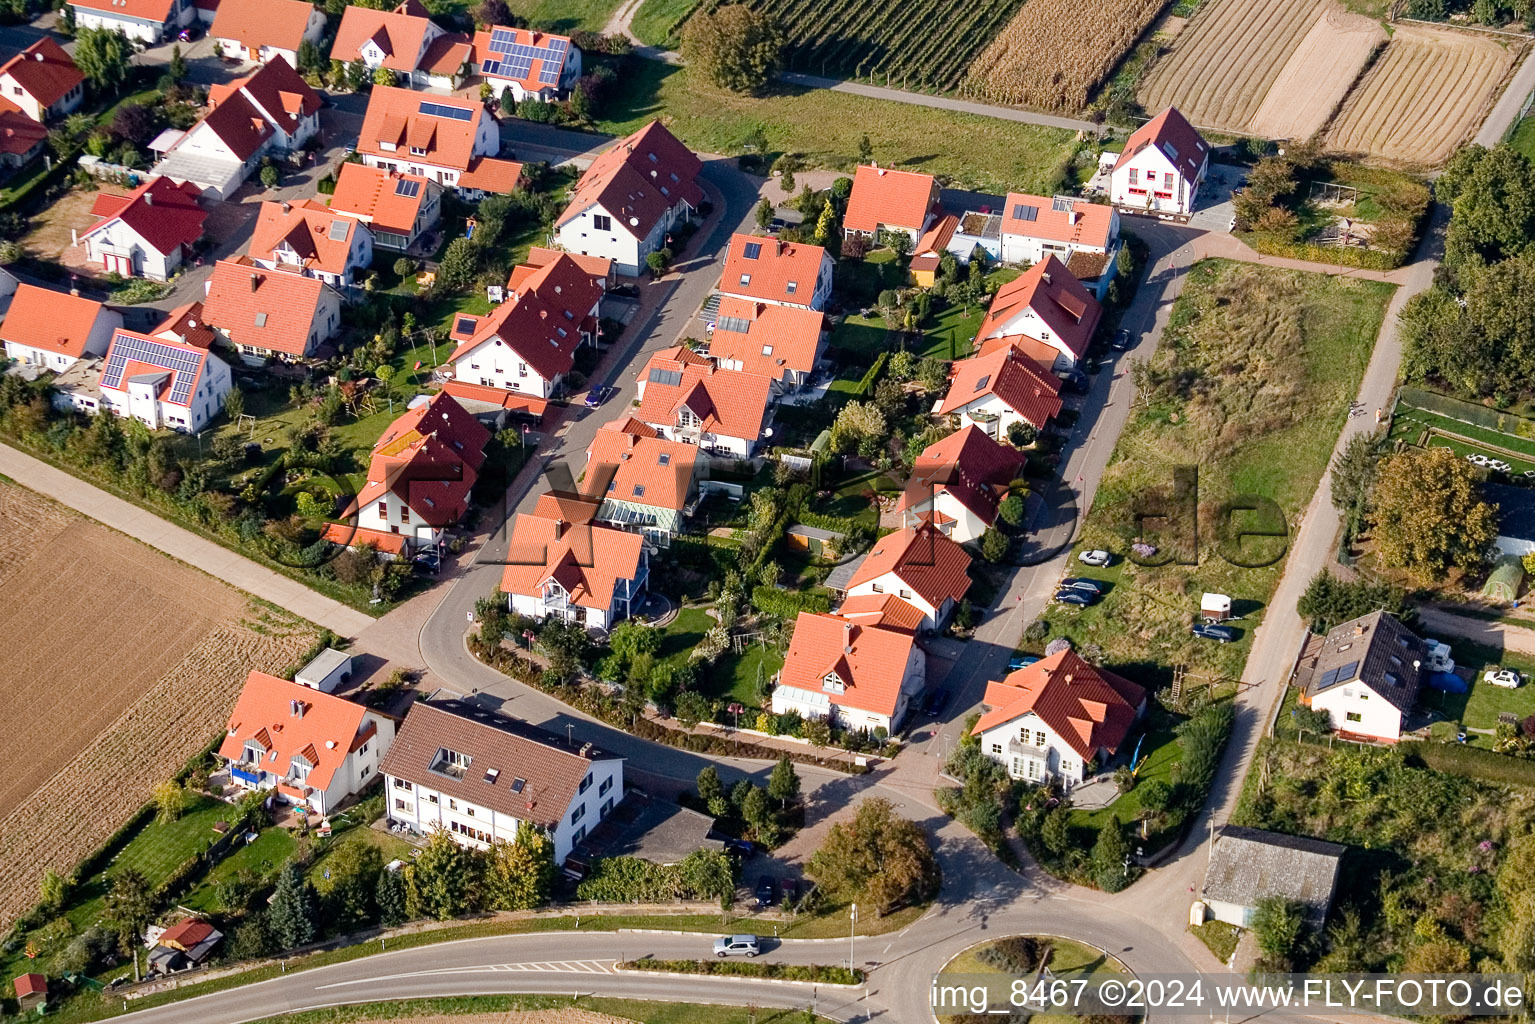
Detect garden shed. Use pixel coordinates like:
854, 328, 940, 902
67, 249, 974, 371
1482, 557, 1525, 604
1199, 825, 1345, 928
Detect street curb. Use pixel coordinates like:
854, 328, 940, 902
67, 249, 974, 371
616, 929, 845, 942
614, 965, 863, 987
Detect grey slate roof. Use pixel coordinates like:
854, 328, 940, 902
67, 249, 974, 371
1201, 825, 1344, 921
1299, 610, 1426, 715
824, 553, 866, 593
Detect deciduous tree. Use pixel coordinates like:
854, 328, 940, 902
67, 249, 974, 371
74, 27, 130, 94
1369, 446, 1498, 579
105, 869, 153, 955
318, 839, 382, 927
482, 828, 555, 910
806, 797, 938, 916
408, 830, 478, 920
681, 5, 782, 94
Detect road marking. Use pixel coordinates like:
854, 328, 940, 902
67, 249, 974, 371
315, 960, 617, 989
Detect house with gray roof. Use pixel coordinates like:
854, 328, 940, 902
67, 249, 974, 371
1200, 825, 1345, 929
1297, 610, 1427, 743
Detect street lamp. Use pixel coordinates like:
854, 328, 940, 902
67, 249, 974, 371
849, 903, 857, 971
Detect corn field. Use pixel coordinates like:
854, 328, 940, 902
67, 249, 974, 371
962, 0, 1170, 110
716, 0, 1024, 92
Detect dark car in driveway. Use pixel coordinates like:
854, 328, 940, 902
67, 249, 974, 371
1055, 589, 1095, 606
922, 689, 948, 716
1191, 623, 1239, 643
755, 876, 778, 908
1059, 577, 1104, 595
1111, 329, 1133, 351
584, 385, 617, 408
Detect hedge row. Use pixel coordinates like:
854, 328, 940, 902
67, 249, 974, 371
751, 585, 832, 619
852, 351, 889, 397
619, 959, 863, 984
1402, 740, 1535, 788
795, 509, 863, 534
574, 854, 722, 903
1243, 233, 1405, 271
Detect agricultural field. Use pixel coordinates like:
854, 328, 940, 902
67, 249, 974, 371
1139, 0, 1383, 139
1323, 24, 1519, 166
705, 0, 1025, 92
961, 0, 1172, 111
0, 481, 323, 931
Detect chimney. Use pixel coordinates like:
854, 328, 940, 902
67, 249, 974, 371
1041, 271, 1051, 285
579, 742, 592, 756
1068, 208, 1079, 225
842, 620, 853, 652
250, 273, 260, 292
296, 701, 305, 719
554, 517, 565, 538
143, 191, 153, 207
281, 200, 291, 214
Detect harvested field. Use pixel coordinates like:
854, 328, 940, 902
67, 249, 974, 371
1139, 0, 1381, 140
1248, 7, 1385, 139
1324, 23, 1519, 166
0, 481, 322, 930
961, 0, 1171, 111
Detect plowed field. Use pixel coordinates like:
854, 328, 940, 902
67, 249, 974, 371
0, 482, 321, 929
1324, 23, 1518, 166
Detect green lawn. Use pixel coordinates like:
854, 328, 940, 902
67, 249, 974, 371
1054, 259, 1394, 682
1069, 706, 1181, 834
181, 827, 297, 913
631, 0, 696, 47
834, 249, 906, 307
1191, 920, 1240, 962
920, 301, 984, 360
1391, 404, 1535, 462
593, 61, 1079, 193
827, 314, 888, 362
494, 0, 622, 32
65, 798, 230, 929
654, 606, 782, 707
1510, 114, 1535, 162
1418, 637, 1535, 747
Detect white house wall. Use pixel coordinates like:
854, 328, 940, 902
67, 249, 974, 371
845, 570, 941, 631
976, 710, 1089, 787
1309, 684, 1403, 741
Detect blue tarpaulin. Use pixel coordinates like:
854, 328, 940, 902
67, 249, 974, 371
1427, 671, 1468, 693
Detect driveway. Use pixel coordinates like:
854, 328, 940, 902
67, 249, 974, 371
1417, 605, 1535, 657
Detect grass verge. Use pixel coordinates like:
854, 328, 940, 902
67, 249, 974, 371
217, 995, 832, 1024
618, 959, 862, 984
1190, 920, 1240, 963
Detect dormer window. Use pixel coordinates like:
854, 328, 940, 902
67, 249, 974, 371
430, 746, 472, 778
242, 743, 264, 764
822, 671, 844, 694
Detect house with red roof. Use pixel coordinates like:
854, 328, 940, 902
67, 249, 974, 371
69, 0, 193, 43
95, 306, 233, 432
249, 199, 373, 288
327, 162, 441, 252
331, 391, 490, 556
972, 649, 1147, 788
707, 298, 825, 392
1, 283, 121, 372
508, 246, 614, 293
718, 233, 833, 311
151, 57, 321, 199
842, 164, 940, 244
219, 670, 397, 816
501, 494, 648, 630
770, 610, 926, 734
999, 193, 1121, 299
148, 918, 223, 973
0, 98, 46, 170
976, 255, 1102, 372
1111, 106, 1209, 217
357, 86, 521, 198
582, 416, 701, 540
80, 176, 206, 281
935, 344, 1063, 442
472, 26, 580, 103
897, 425, 1027, 544
334, 0, 471, 89
212, 0, 325, 67
0, 38, 83, 123
843, 521, 972, 632
449, 253, 603, 399
202, 258, 342, 364
634, 346, 774, 458
554, 120, 702, 276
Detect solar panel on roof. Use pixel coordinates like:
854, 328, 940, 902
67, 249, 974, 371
504, 56, 532, 76
549, 38, 568, 52
395, 178, 421, 198
489, 27, 516, 52
328, 220, 349, 241
455, 316, 477, 334
1335, 659, 1360, 683
538, 65, 560, 85
742, 242, 761, 259
481, 58, 501, 75
1012, 204, 1038, 221
648, 368, 682, 387
717, 315, 750, 333
418, 100, 473, 122
100, 332, 202, 405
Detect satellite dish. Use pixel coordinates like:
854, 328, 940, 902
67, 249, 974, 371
763, 427, 773, 438
629, 216, 639, 227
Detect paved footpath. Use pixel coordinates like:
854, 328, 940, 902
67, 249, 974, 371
0, 443, 375, 637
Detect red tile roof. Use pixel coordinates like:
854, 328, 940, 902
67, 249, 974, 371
451, 253, 602, 382
837, 593, 927, 635
211, 57, 321, 138
250, 199, 361, 277
321, 521, 408, 555
459, 155, 524, 194
212, 0, 315, 52
914, 213, 958, 258
501, 511, 644, 611
897, 425, 1026, 525
584, 416, 700, 512
82, 175, 205, 256
936, 345, 1062, 427
438, 381, 551, 419
847, 522, 972, 609
0, 37, 81, 110
217, 671, 376, 792
333, 3, 438, 71
708, 297, 824, 379
1001, 193, 1115, 250
0, 98, 45, 156
153, 301, 217, 350
557, 121, 702, 242
0, 284, 112, 359
1115, 106, 1208, 184
69, 0, 174, 20
978, 255, 1101, 361
720, 233, 828, 305
420, 32, 471, 75
202, 258, 332, 357
200, 88, 273, 161
843, 164, 937, 235
509, 246, 613, 291
779, 611, 920, 718
471, 26, 571, 91
348, 392, 489, 526
357, 86, 486, 172
158, 919, 218, 951
971, 649, 1146, 760
635, 348, 773, 443
328, 162, 432, 237
13, 974, 44, 998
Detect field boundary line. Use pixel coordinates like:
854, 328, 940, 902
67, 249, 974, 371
1392, 16, 1534, 39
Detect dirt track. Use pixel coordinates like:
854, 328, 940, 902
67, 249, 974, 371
1249, 6, 1385, 139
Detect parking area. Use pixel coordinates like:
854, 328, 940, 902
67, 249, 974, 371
1188, 162, 1247, 233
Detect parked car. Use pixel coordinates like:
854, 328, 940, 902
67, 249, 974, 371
922, 689, 948, 716
714, 935, 761, 958
584, 385, 617, 408
1059, 577, 1104, 595
754, 876, 778, 908
1078, 549, 1112, 567
1191, 623, 1238, 643
1111, 329, 1133, 351
1486, 669, 1523, 688
1055, 589, 1095, 606
413, 551, 440, 573
1008, 652, 1041, 671
1063, 370, 1090, 394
